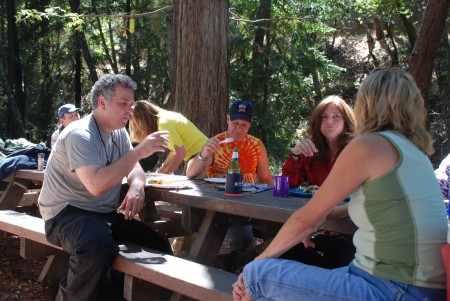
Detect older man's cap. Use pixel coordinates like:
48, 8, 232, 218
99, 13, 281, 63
58, 104, 81, 119
229, 100, 252, 123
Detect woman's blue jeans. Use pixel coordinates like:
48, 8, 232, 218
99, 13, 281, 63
243, 259, 445, 301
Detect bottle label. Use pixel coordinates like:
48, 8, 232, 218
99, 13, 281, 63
224, 173, 243, 196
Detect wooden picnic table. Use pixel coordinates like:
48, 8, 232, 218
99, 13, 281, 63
0, 169, 44, 209
0, 170, 356, 271
143, 179, 357, 269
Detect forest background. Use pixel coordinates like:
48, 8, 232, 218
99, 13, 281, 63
1, 0, 449, 174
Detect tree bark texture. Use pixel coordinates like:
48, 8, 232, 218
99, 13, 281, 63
409, 0, 450, 111
38, 17, 55, 141
0, 58, 25, 138
170, 0, 229, 137
6, 0, 26, 138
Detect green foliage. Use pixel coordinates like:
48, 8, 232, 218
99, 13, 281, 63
16, 7, 84, 30
229, 0, 351, 172
2, 0, 441, 168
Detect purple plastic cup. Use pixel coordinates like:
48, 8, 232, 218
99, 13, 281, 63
273, 175, 289, 197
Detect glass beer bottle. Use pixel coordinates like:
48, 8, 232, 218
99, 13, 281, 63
225, 148, 243, 196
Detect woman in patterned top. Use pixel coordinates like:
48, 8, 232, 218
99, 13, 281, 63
186, 100, 273, 185
282, 95, 356, 188
186, 100, 273, 253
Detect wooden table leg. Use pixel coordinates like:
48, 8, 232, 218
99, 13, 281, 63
187, 210, 229, 266
37, 253, 69, 283
169, 210, 230, 301
20, 237, 69, 283
0, 177, 31, 209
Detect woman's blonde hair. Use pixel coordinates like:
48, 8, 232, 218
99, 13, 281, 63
129, 100, 163, 143
307, 95, 356, 161
354, 67, 434, 155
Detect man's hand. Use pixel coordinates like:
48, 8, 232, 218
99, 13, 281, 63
134, 131, 170, 160
118, 184, 145, 220
199, 137, 221, 159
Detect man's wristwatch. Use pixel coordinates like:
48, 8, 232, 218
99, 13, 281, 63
198, 150, 208, 161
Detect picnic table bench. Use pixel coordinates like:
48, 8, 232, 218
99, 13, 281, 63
0, 210, 237, 301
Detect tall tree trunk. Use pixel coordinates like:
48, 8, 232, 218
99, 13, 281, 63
96, 16, 119, 74
409, 0, 450, 113
69, 0, 98, 84
39, 16, 54, 142
374, 17, 397, 65
74, 31, 82, 108
108, 19, 119, 72
170, 0, 229, 137
431, 28, 450, 162
6, 0, 25, 138
384, 22, 399, 66
398, 9, 417, 50
125, 0, 132, 75
434, 29, 450, 97
362, 20, 378, 65
68, 0, 82, 108
0, 58, 25, 137
249, 0, 271, 144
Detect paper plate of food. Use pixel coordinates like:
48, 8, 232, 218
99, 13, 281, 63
146, 174, 191, 189
147, 178, 191, 189
146, 173, 188, 181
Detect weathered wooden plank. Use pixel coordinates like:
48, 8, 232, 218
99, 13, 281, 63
0, 211, 59, 249
14, 170, 45, 182
20, 238, 61, 258
114, 243, 236, 301
0, 210, 236, 301
156, 204, 183, 221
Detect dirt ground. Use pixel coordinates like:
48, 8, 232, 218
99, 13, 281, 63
0, 231, 59, 301
0, 204, 238, 301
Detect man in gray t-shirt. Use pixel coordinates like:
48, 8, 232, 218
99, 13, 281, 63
38, 74, 172, 300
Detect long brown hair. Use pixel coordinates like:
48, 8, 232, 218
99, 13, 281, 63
129, 100, 163, 143
307, 95, 356, 161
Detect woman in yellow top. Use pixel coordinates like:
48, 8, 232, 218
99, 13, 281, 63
129, 100, 207, 174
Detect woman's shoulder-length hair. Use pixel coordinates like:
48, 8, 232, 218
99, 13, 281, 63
354, 67, 433, 155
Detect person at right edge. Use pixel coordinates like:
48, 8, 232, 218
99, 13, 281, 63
38, 74, 173, 301
233, 67, 447, 301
